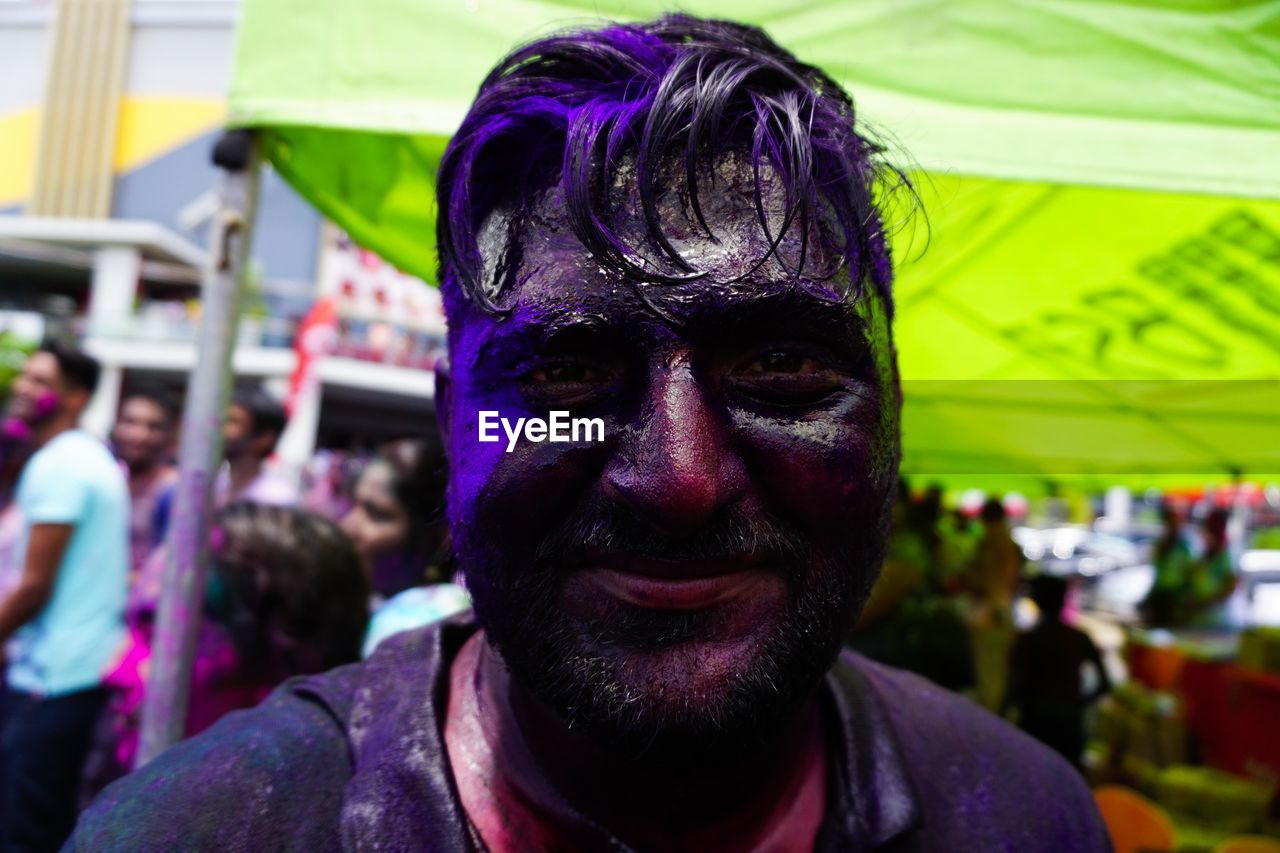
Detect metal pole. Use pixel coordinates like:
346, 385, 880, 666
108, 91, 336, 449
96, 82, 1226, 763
136, 130, 260, 766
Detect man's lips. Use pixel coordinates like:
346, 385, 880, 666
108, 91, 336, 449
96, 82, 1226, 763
580, 553, 774, 610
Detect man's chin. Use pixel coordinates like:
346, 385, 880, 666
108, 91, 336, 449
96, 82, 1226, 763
594, 630, 776, 715
472, 552, 866, 757
520, 604, 829, 756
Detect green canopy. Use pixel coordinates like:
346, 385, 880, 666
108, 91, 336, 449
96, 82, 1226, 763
228, 0, 1280, 491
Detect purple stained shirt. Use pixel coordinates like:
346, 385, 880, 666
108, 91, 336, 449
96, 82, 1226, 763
69, 615, 1112, 852
213, 464, 300, 508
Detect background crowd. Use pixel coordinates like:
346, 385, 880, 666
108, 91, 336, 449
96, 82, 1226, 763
0, 343, 468, 850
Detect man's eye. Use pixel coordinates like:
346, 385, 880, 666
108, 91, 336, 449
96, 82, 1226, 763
746, 351, 815, 374
523, 359, 614, 403
730, 348, 843, 405
533, 362, 598, 384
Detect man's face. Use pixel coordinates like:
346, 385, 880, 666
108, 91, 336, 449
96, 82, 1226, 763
115, 397, 172, 468
7, 352, 69, 427
222, 404, 254, 461
443, 155, 899, 752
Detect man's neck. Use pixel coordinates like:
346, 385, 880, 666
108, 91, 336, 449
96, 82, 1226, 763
128, 459, 171, 488
32, 415, 76, 450
447, 633, 828, 852
226, 455, 263, 495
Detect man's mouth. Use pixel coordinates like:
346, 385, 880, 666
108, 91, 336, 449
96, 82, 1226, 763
581, 552, 775, 610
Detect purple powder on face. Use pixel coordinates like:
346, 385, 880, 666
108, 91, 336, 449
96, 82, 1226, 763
34, 390, 60, 419
1, 417, 31, 442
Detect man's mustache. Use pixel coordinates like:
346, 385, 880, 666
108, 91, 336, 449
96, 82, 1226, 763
533, 495, 808, 573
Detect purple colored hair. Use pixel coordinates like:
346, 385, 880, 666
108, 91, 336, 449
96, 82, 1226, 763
436, 14, 907, 314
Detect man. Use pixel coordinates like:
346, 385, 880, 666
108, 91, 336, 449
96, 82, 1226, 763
112, 385, 180, 577
0, 344, 129, 850
1005, 575, 1111, 770
72, 16, 1109, 851
126, 387, 296, 615
215, 387, 297, 507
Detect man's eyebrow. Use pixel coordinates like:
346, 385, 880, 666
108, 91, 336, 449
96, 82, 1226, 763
673, 288, 867, 342
473, 312, 618, 363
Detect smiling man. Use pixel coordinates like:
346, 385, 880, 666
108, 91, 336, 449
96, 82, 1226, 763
72, 15, 1108, 852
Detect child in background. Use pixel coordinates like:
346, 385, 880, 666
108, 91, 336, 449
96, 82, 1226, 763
1004, 575, 1111, 770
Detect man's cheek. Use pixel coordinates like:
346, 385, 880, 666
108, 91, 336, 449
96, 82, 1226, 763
734, 413, 885, 527
449, 400, 607, 546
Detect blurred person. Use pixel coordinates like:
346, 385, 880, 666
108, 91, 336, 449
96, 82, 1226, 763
216, 388, 297, 507
73, 16, 1107, 852
1183, 508, 1237, 627
1139, 504, 1192, 626
112, 386, 180, 578
340, 438, 470, 657
126, 387, 298, 610
851, 482, 975, 692
937, 508, 979, 592
0, 344, 128, 850
1004, 575, 1110, 770
84, 503, 368, 796
0, 445, 33, 604
968, 498, 1023, 608
300, 450, 357, 520
966, 497, 1023, 710
855, 479, 925, 629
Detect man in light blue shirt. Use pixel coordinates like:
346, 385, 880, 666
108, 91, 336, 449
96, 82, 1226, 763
0, 343, 128, 850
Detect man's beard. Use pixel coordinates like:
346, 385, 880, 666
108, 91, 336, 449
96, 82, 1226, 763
460, 494, 889, 759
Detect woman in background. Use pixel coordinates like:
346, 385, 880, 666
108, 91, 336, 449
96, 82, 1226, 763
342, 437, 470, 657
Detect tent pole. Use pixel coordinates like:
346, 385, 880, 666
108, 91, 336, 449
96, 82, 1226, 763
136, 130, 261, 767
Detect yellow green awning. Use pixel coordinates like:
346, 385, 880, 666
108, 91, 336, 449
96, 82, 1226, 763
227, 0, 1280, 490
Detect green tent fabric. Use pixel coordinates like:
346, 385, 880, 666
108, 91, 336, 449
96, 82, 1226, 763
228, 0, 1280, 490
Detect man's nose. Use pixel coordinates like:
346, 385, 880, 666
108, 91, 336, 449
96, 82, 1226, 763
602, 362, 747, 536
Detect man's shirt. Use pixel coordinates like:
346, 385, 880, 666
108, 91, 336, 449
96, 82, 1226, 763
213, 463, 299, 508
72, 614, 1110, 851
8, 429, 129, 696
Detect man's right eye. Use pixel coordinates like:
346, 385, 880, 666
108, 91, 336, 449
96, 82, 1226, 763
522, 359, 615, 404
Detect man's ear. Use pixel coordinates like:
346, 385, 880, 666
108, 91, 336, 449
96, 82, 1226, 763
434, 356, 453, 459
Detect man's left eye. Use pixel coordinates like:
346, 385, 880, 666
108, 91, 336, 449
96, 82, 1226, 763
729, 348, 844, 405
745, 351, 817, 374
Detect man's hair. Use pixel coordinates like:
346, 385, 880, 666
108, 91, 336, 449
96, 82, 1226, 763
38, 341, 100, 395
1029, 574, 1068, 618
231, 387, 287, 441
980, 497, 1007, 523
122, 382, 179, 425
437, 14, 905, 312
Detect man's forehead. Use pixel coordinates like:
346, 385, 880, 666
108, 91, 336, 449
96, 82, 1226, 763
475, 151, 844, 299
26, 352, 58, 379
